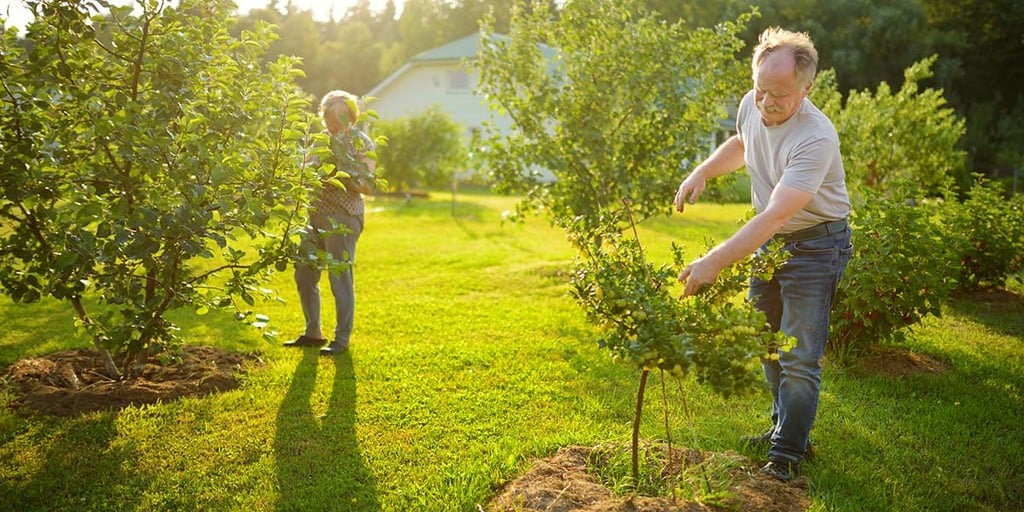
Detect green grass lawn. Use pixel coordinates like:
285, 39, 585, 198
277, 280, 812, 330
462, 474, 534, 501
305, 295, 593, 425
1, 190, 1022, 511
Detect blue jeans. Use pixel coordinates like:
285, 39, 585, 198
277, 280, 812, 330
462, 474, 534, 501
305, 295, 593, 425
294, 210, 363, 344
749, 227, 853, 464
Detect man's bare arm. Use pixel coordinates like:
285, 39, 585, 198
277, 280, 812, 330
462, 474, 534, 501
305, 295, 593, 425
678, 183, 813, 296
674, 135, 747, 212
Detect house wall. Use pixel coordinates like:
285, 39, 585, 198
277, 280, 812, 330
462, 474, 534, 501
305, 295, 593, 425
368, 62, 512, 142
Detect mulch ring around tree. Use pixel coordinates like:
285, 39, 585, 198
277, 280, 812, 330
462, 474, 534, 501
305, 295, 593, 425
847, 344, 951, 378
486, 444, 811, 512
1, 346, 263, 417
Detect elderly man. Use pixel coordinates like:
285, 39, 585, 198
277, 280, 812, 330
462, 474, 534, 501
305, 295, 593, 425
674, 27, 853, 482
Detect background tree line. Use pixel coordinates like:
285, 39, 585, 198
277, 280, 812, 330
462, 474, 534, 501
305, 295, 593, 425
232, 0, 1022, 191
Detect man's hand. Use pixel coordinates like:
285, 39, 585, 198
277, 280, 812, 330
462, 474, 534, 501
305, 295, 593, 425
674, 135, 745, 212
678, 256, 722, 297
674, 174, 705, 212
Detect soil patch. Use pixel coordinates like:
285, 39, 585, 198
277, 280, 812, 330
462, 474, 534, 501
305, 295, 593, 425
486, 445, 810, 512
956, 287, 1022, 308
852, 345, 950, 378
1, 346, 262, 417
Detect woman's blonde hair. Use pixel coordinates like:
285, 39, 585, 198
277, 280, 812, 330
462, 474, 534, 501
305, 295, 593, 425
319, 90, 359, 125
752, 27, 818, 87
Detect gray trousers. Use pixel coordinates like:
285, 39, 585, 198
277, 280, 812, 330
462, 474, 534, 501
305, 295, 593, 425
294, 210, 363, 343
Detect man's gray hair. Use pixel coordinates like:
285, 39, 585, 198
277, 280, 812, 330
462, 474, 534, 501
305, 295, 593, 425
752, 27, 818, 87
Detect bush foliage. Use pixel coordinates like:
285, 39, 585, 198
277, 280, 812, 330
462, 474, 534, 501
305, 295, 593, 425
807, 56, 1024, 350
568, 212, 793, 397
810, 57, 967, 199
372, 105, 468, 191
830, 182, 961, 350
948, 176, 1024, 291
831, 175, 1024, 351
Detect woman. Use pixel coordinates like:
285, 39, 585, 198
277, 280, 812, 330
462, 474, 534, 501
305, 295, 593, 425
285, 90, 376, 355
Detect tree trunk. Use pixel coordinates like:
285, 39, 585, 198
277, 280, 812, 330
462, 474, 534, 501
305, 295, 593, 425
632, 369, 649, 486
131, 346, 149, 379
70, 297, 121, 380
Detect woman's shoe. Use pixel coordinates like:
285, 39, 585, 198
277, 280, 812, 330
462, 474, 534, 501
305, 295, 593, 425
283, 335, 327, 348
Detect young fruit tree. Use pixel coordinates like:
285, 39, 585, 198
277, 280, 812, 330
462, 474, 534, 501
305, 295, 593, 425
477, 0, 790, 487
0, 0, 321, 379
476, 0, 753, 232
567, 207, 792, 484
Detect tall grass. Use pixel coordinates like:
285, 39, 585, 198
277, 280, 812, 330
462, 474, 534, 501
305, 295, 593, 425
1, 190, 1021, 511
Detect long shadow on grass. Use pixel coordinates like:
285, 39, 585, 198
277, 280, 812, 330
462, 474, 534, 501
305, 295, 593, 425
946, 288, 1024, 339
273, 349, 380, 511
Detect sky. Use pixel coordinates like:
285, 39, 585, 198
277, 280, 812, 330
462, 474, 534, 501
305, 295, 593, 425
1, 0, 401, 32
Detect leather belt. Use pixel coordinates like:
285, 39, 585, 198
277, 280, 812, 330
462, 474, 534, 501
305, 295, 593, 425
776, 219, 848, 243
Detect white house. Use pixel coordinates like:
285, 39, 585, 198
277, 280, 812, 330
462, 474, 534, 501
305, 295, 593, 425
367, 32, 730, 178
366, 32, 554, 144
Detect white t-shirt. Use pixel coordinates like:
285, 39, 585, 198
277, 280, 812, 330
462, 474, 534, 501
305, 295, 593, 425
736, 90, 851, 233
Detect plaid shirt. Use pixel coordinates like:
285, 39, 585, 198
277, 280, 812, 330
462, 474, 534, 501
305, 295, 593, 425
313, 129, 374, 217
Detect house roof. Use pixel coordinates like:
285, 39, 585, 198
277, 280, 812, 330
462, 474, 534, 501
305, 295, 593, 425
409, 32, 492, 63
367, 32, 556, 98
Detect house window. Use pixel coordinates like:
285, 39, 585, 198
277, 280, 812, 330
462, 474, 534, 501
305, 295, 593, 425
447, 70, 470, 93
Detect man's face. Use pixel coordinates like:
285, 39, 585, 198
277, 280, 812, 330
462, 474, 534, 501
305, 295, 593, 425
753, 50, 810, 126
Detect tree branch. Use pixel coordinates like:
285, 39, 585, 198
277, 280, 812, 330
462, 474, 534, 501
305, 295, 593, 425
188, 263, 256, 285
92, 37, 132, 62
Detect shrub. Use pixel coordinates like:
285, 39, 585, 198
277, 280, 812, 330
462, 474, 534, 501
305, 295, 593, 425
810, 58, 967, 199
831, 181, 961, 351
372, 106, 468, 192
948, 175, 1024, 291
